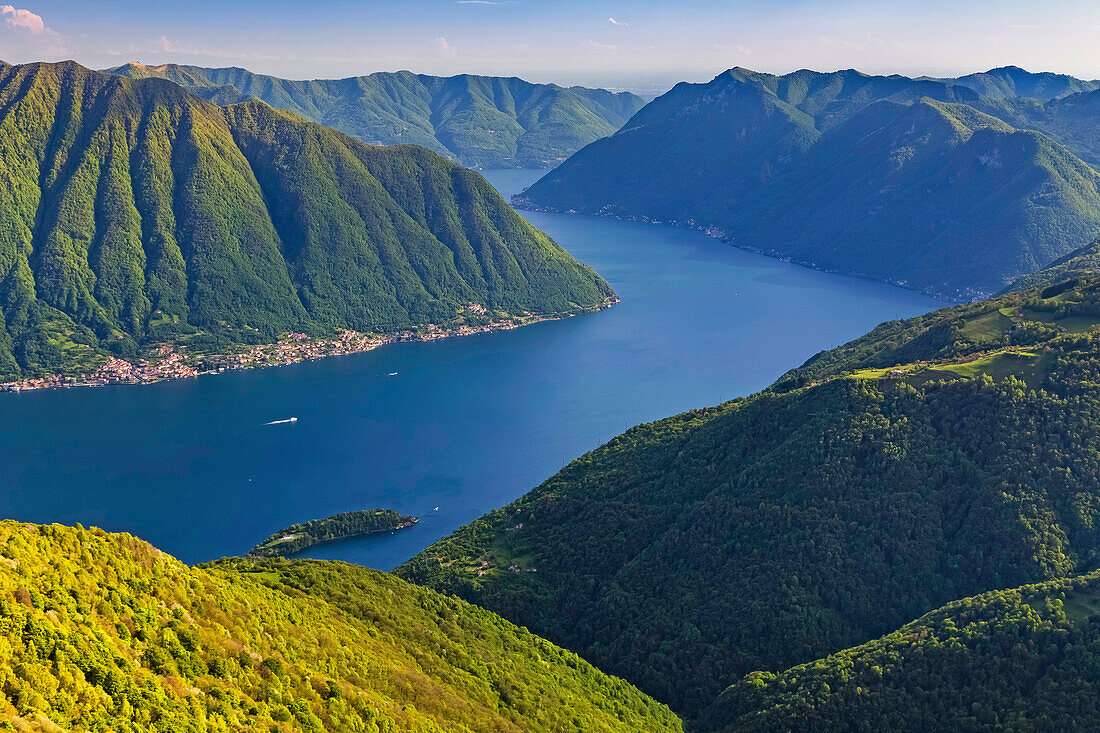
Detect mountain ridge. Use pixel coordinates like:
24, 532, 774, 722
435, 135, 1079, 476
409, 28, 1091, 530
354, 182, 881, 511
399, 250, 1100, 718
516, 65, 1100, 299
705, 570, 1100, 731
106, 61, 646, 168
0, 61, 613, 381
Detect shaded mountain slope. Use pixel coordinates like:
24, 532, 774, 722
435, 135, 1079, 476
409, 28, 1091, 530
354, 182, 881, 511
107, 62, 645, 168
947, 65, 1099, 101
0, 61, 612, 381
705, 572, 1100, 732
0, 521, 680, 731
399, 258, 1100, 718
726, 99, 1100, 297
517, 66, 1100, 299
996, 88, 1100, 171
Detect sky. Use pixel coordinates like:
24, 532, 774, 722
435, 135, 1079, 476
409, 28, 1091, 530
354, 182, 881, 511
3, 1, 1100, 93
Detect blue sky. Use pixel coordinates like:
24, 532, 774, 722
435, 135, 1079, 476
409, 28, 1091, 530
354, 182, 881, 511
3, 1, 1100, 91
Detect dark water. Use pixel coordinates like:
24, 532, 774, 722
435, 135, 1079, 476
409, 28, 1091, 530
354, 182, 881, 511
0, 170, 942, 569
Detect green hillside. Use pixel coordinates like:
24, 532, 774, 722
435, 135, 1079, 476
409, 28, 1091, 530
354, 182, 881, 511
996, 89, 1100, 171
0, 61, 613, 381
107, 62, 645, 168
705, 572, 1100, 732
517, 66, 1100, 299
0, 520, 680, 732
776, 237, 1100, 386
1004, 237, 1100, 293
399, 258, 1100, 718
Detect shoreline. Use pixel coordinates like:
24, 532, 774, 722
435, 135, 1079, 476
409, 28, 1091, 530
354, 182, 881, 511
0, 296, 618, 394
512, 196, 975, 304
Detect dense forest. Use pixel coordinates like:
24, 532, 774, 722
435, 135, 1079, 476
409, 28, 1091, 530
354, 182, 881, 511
706, 572, 1100, 732
0, 521, 679, 731
249, 509, 417, 558
0, 61, 614, 381
399, 252, 1100, 720
517, 66, 1100, 298
107, 62, 645, 169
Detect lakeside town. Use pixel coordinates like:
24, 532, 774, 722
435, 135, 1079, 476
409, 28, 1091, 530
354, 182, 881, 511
0, 298, 618, 393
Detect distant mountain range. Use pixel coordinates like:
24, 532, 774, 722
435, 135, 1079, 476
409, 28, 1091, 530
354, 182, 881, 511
517, 66, 1100, 299
106, 62, 646, 169
942, 64, 1099, 100
400, 240, 1100, 722
0, 61, 613, 381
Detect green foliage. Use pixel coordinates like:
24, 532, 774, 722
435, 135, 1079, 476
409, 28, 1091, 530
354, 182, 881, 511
399, 263, 1100, 719
0, 61, 613, 381
518, 67, 1100, 299
107, 62, 645, 169
249, 509, 416, 558
706, 572, 1100, 732
0, 521, 680, 732
776, 239, 1100, 388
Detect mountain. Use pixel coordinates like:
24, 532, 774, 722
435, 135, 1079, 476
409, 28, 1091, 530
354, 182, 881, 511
106, 62, 646, 168
0, 520, 680, 731
515, 68, 979, 221
399, 253, 1100, 718
725, 99, 1100, 298
947, 65, 1099, 101
1002, 236, 1100, 293
774, 236, 1100, 387
0, 61, 613, 381
705, 571, 1100, 732
995, 88, 1100, 171
516, 67, 1100, 299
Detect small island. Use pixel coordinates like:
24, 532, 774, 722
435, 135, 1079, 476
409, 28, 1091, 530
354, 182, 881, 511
249, 509, 418, 558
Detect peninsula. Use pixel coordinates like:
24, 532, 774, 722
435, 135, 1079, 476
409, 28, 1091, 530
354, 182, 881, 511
0, 62, 616, 389
249, 509, 419, 558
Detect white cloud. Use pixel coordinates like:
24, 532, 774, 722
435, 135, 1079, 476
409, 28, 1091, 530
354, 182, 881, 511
436, 36, 457, 56
609, 17, 628, 26
0, 5, 64, 54
0, 5, 54, 36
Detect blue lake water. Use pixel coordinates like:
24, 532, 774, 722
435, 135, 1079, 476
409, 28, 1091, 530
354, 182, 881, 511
0, 170, 942, 569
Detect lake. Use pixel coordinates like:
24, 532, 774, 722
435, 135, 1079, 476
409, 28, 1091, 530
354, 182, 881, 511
0, 170, 942, 569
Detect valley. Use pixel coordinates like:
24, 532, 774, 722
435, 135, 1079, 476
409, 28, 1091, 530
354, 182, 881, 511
5, 4, 1100, 724
0, 170, 938, 570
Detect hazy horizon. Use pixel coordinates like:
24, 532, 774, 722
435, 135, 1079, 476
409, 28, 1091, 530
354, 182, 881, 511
3, 1, 1100, 92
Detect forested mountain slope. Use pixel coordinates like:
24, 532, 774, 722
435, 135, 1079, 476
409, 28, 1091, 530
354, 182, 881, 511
517, 66, 1100, 299
0, 521, 680, 732
107, 62, 645, 168
776, 237, 1100, 385
0, 61, 612, 381
400, 256, 1100, 718
946, 65, 1099, 100
705, 572, 1100, 732
724, 99, 1100, 297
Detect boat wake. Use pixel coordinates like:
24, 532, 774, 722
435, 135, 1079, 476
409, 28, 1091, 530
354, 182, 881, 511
265, 417, 299, 425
